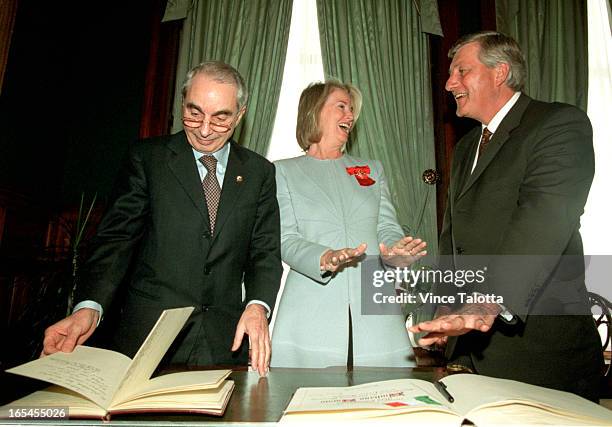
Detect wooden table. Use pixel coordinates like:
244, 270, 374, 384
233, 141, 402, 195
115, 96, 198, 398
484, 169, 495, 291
0, 367, 445, 425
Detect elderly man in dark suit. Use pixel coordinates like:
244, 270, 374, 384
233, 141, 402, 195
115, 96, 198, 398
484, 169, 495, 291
41, 61, 282, 376
410, 32, 603, 400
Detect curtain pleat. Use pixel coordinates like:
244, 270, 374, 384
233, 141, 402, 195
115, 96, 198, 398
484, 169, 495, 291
171, 0, 293, 156
496, 0, 589, 111
317, 0, 438, 255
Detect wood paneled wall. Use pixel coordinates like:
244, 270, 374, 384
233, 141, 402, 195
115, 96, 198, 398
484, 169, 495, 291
430, 0, 497, 232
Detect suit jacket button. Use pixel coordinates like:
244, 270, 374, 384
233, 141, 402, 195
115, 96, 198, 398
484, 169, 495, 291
456, 247, 465, 254
204, 266, 211, 275
202, 305, 210, 312
202, 231, 211, 239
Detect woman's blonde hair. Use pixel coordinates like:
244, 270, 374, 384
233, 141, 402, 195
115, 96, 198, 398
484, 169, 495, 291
296, 81, 362, 150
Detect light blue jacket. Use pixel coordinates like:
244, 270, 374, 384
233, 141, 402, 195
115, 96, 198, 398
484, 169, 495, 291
270, 154, 414, 367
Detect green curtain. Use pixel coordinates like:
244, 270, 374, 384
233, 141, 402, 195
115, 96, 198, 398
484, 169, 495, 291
171, 0, 293, 155
317, 0, 438, 255
496, 0, 588, 111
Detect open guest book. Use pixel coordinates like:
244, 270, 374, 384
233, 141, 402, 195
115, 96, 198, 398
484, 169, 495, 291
281, 374, 612, 425
1, 307, 234, 420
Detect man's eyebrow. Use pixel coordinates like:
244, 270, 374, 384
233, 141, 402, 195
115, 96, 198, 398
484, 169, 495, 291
184, 102, 203, 113
211, 109, 234, 116
184, 102, 234, 116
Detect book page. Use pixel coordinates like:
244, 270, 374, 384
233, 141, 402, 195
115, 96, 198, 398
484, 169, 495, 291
125, 369, 231, 400
110, 306, 194, 406
443, 374, 612, 425
280, 410, 461, 424
285, 379, 455, 414
109, 380, 234, 415
469, 402, 612, 426
6, 346, 130, 409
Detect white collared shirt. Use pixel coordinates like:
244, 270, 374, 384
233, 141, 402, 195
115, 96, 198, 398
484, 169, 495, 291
471, 91, 521, 173
192, 141, 230, 188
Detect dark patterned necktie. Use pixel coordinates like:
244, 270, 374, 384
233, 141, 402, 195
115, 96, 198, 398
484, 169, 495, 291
199, 155, 221, 233
478, 127, 493, 159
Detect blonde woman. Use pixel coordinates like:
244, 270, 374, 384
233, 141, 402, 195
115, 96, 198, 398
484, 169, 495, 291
271, 81, 426, 368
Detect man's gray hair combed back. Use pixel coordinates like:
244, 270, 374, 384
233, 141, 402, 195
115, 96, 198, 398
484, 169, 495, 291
449, 31, 527, 92
181, 61, 248, 109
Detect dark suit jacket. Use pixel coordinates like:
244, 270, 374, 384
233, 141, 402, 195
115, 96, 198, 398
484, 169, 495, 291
76, 132, 282, 366
439, 94, 603, 400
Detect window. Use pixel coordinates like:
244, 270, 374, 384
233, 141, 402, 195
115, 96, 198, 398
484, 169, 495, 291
266, 0, 324, 162
267, 0, 324, 334
583, 0, 612, 255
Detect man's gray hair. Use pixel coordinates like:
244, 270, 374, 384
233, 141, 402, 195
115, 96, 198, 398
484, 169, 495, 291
181, 61, 248, 109
449, 31, 527, 92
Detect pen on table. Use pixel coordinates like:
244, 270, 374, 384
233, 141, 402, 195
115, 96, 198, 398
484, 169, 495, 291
434, 380, 454, 403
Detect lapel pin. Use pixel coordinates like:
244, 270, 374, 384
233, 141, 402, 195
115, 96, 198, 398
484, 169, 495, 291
236, 175, 243, 183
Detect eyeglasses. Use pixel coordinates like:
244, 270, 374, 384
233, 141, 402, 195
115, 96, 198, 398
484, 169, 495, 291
182, 110, 236, 133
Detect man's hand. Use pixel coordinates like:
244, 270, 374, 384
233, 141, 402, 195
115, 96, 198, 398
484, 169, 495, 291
41, 308, 99, 356
408, 303, 501, 348
320, 243, 367, 272
379, 236, 427, 267
232, 304, 270, 376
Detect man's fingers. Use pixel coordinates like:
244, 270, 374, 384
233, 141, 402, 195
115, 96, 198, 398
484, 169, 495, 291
41, 309, 98, 357
409, 316, 464, 334
440, 316, 466, 331
411, 313, 494, 340
250, 339, 260, 374
235, 304, 270, 376
263, 335, 271, 374
231, 325, 245, 352
255, 334, 268, 376
409, 319, 447, 333
41, 334, 64, 357
467, 316, 494, 332
249, 334, 262, 375
255, 330, 269, 376
59, 327, 82, 353
417, 333, 448, 347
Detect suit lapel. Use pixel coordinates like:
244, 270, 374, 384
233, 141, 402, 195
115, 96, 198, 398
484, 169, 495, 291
458, 94, 532, 199
167, 132, 211, 226
452, 128, 480, 202
212, 141, 246, 241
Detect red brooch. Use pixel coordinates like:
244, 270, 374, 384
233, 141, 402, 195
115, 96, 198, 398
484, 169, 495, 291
346, 165, 376, 186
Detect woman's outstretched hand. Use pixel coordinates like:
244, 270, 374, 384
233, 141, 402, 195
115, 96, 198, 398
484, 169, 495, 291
380, 236, 427, 267
320, 243, 368, 272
